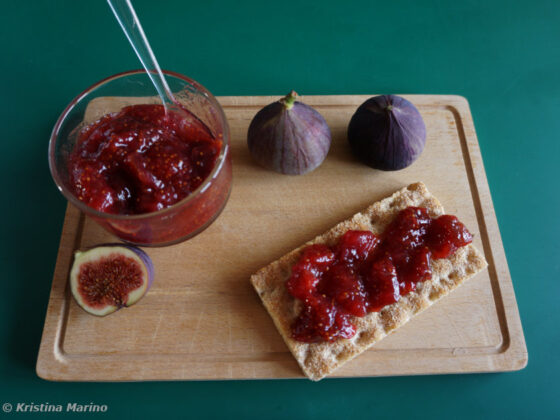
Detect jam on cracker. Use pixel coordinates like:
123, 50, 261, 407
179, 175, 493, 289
286, 207, 473, 343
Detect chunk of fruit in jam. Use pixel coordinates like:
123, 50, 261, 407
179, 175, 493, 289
286, 270, 319, 302
291, 298, 356, 343
382, 207, 431, 258
336, 230, 380, 265
427, 215, 473, 259
398, 246, 432, 293
286, 244, 335, 301
321, 263, 368, 317
298, 244, 336, 274
364, 256, 401, 312
286, 207, 473, 343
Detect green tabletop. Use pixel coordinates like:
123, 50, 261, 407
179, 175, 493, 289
1, 0, 558, 418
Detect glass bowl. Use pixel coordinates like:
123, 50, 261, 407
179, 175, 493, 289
49, 70, 232, 246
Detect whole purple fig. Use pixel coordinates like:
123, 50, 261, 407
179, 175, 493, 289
247, 91, 331, 175
347, 95, 426, 171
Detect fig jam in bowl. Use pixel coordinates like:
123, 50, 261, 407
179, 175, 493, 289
49, 70, 232, 246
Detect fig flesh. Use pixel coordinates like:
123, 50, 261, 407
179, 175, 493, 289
247, 91, 331, 175
347, 95, 426, 171
69, 245, 154, 316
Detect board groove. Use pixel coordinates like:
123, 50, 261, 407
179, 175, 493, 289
444, 105, 512, 355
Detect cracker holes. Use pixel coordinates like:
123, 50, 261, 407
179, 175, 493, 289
357, 330, 373, 345
449, 271, 459, 284
429, 286, 442, 301
335, 349, 348, 362
304, 351, 313, 367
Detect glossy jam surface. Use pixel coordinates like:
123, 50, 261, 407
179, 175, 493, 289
69, 104, 220, 215
286, 207, 473, 343
77, 253, 144, 308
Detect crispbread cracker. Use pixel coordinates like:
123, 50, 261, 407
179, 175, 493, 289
250, 182, 488, 381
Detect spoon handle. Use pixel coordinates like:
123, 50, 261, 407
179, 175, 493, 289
107, 0, 173, 106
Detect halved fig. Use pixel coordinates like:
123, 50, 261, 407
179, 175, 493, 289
69, 245, 154, 316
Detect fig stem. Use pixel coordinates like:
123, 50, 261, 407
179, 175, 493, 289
386, 105, 394, 111
281, 91, 298, 110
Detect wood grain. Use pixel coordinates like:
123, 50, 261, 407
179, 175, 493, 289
36, 95, 527, 381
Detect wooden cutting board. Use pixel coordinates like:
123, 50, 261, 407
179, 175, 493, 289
36, 95, 527, 381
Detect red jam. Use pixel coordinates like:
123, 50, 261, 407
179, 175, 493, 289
286, 207, 473, 343
68, 104, 221, 215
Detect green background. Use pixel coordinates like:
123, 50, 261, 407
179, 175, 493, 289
1, 0, 559, 418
